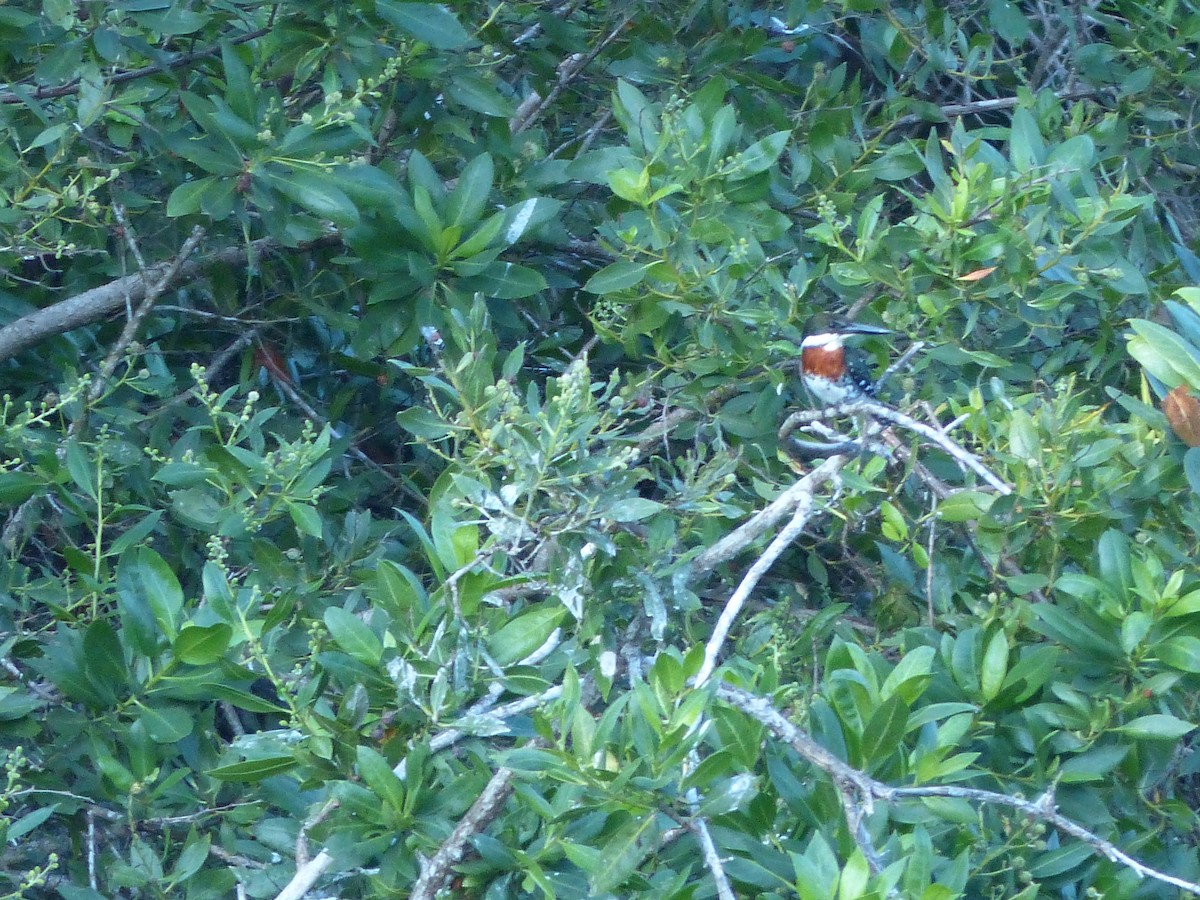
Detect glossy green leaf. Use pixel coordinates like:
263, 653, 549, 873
174, 624, 232, 666
583, 261, 652, 294
0, 472, 43, 505
727, 130, 790, 176
488, 603, 566, 666
1116, 714, 1195, 740
979, 630, 1009, 701
446, 153, 493, 228
324, 607, 382, 666
262, 167, 360, 227
207, 756, 297, 782
139, 702, 193, 743
859, 693, 908, 767
468, 262, 547, 299
356, 745, 406, 813
376, 0, 472, 48
395, 407, 459, 440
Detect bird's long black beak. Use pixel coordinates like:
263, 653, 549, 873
841, 321, 892, 336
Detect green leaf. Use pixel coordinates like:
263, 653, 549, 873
356, 745, 406, 813
468, 262, 547, 299
446, 153, 493, 228
445, 73, 513, 118
1058, 744, 1130, 786
500, 197, 562, 245
1008, 107, 1045, 172
376, 1, 472, 49
727, 131, 790, 177
174, 624, 232, 666
606, 497, 664, 522
65, 439, 96, 500
979, 630, 1009, 701
136, 547, 184, 640
1116, 714, 1195, 740
207, 756, 297, 782
0, 472, 43, 505
588, 813, 664, 896
1157, 636, 1200, 673
880, 646, 935, 703
139, 702, 193, 743
396, 407, 459, 440
285, 501, 324, 538
1128, 318, 1200, 389
83, 621, 127, 701
202, 682, 288, 714
859, 694, 909, 767
839, 850, 870, 900
220, 42, 255, 122
583, 260, 652, 294
488, 603, 566, 665
7, 803, 58, 843
936, 494, 993, 520
168, 176, 223, 218
262, 167, 360, 227
168, 834, 211, 885
324, 607, 382, 666
108, 510, 165, 557
609, 168, 648, 203
372, 561, 425, 617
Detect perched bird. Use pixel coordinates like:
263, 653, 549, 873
799, 313, 893, 406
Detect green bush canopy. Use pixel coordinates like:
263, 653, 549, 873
1, 0, 1200, 897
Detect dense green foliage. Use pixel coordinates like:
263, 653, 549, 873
2, 0, 1200, 897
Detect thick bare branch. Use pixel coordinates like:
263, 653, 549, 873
690, 455, 846, 577
0, 235, 339, 364
410, 764, 521, 900
0, 237, 272, 363
695, 455, 845, 685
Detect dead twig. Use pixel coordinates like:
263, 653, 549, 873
690, 455, 846, 578
511, 17, 629, 135
717, 683, 1200, 896
781, 400, 1012, 495
694, 455, 845, 686
410, 760, 526, 900
86, 224, 206, 407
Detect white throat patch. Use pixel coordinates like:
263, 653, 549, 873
801, 332, 842, 350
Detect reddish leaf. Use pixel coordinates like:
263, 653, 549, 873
1164, 384, 1200, 447
957, 266, 997, 282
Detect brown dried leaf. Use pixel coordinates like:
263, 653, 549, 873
957, 266, 997, 282
1164, 384, 1200, 447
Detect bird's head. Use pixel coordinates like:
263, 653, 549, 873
800, 313, 892, 350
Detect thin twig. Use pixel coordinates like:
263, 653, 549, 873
511, 16, 629, 135
85, 225, 206, 407
547, 109, 614, 161
873, 340, 925, 393
925, 495, 937, 626
0, 27, 272, 105
257, 345, 427, 507
690, 815, 735, 900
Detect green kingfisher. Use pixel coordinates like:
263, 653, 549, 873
799, 313, 892, 406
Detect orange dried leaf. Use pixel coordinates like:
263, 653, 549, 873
1164, 385, 1200, 447
957, 266, 997, 282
